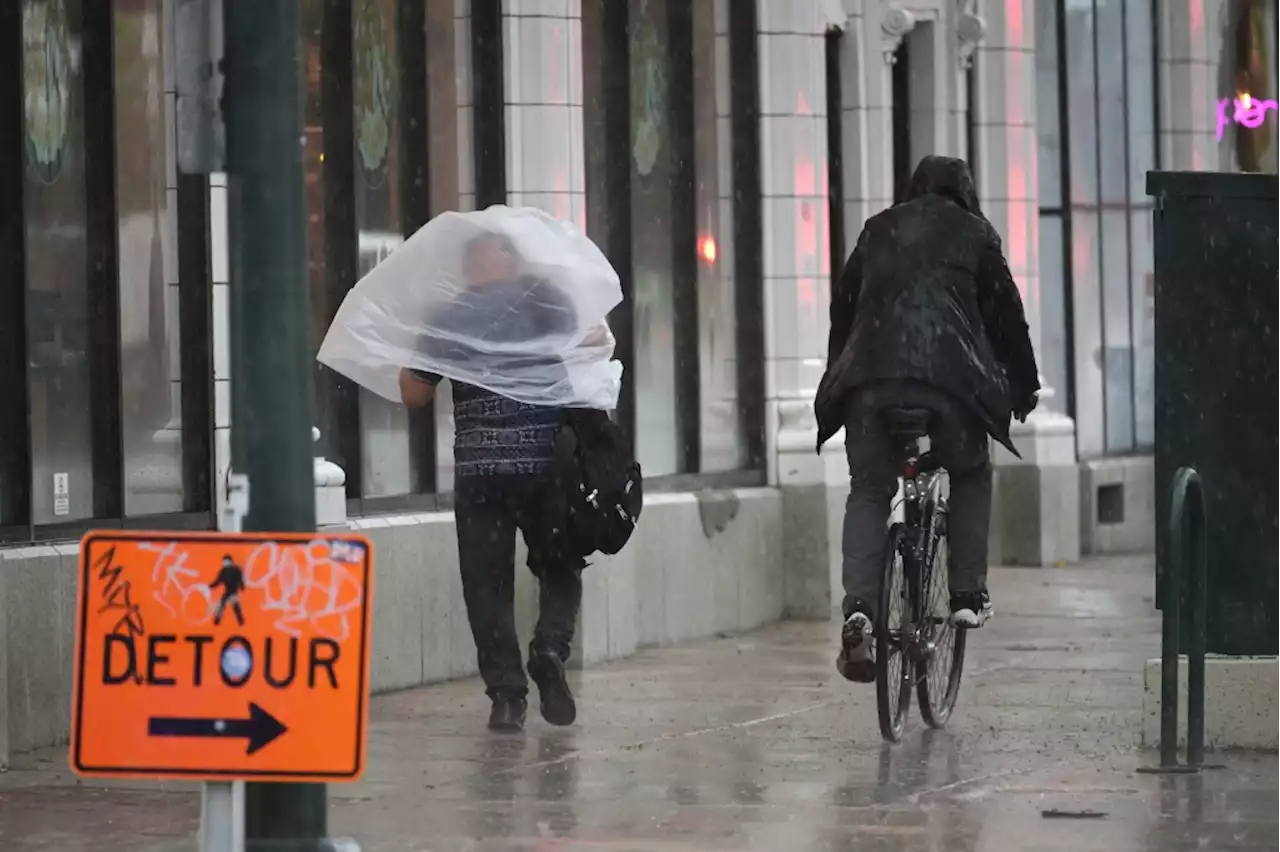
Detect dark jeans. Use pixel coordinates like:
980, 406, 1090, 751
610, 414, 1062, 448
454, 475, 584, 700
841, 380, 993, 615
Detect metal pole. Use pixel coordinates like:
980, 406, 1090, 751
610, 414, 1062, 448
1158, 471, 1184, 769
1186, 473, 1208, 766
222, 1, 325, 849
200, 781, 246, 852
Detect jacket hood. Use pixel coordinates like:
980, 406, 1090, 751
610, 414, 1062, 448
904, 155, 983, 217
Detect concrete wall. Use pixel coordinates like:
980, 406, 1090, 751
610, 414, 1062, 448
0, 488, 784, 766
1080, 455, 1157, 555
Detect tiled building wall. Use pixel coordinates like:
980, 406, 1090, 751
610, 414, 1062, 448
502, 0, 586, 231
755, 1, 831, 475
456, 0, 475, 212
836, 4, 893, 266
972, 5, 1041, 359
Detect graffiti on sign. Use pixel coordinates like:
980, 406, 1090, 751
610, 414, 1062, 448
70, 530, 374, 782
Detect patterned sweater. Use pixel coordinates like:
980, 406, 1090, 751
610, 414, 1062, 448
446, 382, 562, 478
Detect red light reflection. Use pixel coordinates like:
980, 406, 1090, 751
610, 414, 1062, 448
698, 235, 718, 264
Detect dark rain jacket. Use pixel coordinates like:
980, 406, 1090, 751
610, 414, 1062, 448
814, 155, 1040, 455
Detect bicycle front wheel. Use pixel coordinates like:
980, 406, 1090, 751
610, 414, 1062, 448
916, 507, 966, 728
877, 523, 912, 743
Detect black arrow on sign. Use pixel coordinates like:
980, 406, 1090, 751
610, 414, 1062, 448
147, 702, 288, 755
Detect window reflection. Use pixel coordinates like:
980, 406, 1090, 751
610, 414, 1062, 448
1053, 0, 1157, 456
114, 0, 184, 515
695, 0, 744, 472
629, 0, 684, 476
352, 0, 414, 498
23, 0, 94, 523
1231, 0, 1278, 173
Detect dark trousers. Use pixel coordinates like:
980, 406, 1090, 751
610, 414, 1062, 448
841, 380, 993, 614
454, 475, 584, 700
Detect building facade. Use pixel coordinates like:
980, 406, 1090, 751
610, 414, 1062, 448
0, 0, 1275, 761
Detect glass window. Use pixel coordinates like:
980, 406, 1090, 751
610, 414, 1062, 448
1036, 0, 1063, 208
1130, 208, 1155, 446
1100, 208, 1133, 451
352, 0, 413, 498
1038, 213, 1070, 405
1095, 0, 1133, 451
23, 0, 95, 524
113, 0, 184, 516
629, 0, 684, 476
1069, 210, 1105, 457
304, 0, 436, 504
302, 0, 345, 484
1126, 0, 1156, 449
695, 0, 744, 472
1094, 0, 1127, 205
585, 0, 759, 478
1231, 0, 1279, 173
1059, 0, 1159, 456
1124, 0, 1156, 196
1063, 0, 1105, 455
0, 8, 22, 527
1064, 2, 1098, 206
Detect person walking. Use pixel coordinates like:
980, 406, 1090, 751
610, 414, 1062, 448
399, 232, 583, 732
209, 555, 246, 627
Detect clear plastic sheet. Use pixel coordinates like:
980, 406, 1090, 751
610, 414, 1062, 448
317, 206, 623, 410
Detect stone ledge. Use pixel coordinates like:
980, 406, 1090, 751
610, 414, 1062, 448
1081, 455, 1155, 555
1142, 655, 1279, 751
1, 488, 790, 763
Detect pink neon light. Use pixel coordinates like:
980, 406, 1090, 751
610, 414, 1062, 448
1217, 95, 1278, 140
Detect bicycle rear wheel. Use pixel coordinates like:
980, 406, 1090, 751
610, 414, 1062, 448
916, 506, 966, 728
877, 523, 912, 743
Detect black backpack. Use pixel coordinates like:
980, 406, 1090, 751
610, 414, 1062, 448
550, 409, 643, 559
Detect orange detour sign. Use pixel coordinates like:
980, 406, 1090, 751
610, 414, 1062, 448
70, 530, 374, 782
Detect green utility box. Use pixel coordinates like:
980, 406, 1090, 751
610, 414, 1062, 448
1148, 170, 1278, 656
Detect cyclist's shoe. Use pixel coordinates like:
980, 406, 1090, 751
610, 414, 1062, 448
837, 601, 876, 683
950, 590, 993, 628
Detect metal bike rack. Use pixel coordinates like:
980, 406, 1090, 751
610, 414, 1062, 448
1138, 466, 1222, 775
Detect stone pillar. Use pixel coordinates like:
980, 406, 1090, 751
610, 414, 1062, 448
1159, 0, 1230, 171
972, 1, 1080, 566
756, 1, 841, 619
840, 1, 895, 236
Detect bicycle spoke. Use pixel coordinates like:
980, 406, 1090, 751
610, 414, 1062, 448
917, 515, 965, 729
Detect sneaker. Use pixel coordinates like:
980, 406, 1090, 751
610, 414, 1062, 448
528, 650, 577, 726
836, 602, 876, 683
488, 696, 528, 732
950, 590, 994, 628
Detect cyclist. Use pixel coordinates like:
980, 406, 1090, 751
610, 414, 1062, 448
814, 155, 1040, 683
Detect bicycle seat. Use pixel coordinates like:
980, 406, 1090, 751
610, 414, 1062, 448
881, 406, 935, 439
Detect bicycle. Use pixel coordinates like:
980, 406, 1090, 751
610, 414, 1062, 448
874, 407, 967, 743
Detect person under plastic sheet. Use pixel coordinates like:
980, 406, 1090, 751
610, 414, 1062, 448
398, 232, 596, 733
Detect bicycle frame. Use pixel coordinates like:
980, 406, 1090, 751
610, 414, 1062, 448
893, 437, 948, 667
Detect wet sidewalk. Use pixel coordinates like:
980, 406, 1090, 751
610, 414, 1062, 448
1, 556, 1276, 851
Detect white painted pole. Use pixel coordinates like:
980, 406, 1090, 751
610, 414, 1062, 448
199, 473, 250, 852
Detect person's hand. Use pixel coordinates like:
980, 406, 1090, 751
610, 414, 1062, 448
1013, 389, 1040, 423
583, 323, 614, 349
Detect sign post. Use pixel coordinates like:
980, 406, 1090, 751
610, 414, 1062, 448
69, 530, 374, 842
201, 472, 249, 852
221, 0, 327, 848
